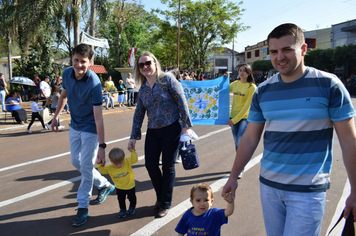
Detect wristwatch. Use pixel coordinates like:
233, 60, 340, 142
99, 143, 107, 149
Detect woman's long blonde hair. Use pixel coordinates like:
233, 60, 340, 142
132, 51, 171, 86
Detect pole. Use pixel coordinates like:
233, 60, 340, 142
232, 39, 234, 73
177, 0, 181, 68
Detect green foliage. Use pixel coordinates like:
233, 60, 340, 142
333, 44, 356, 68
305, 48, 335, 72
157, 0, 248, 70
252, 60, 273, 72
13, 33, 56, 78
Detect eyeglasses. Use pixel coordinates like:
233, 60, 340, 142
138, 60, 152, 69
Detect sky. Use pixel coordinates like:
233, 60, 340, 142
142, 0, 356, 52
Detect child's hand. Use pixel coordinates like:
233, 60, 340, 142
223, 192, 233, 203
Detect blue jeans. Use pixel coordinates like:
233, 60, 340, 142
144, 120, 181, 209
0, 90, 5, 111
260, 182, 326, 236
103, 95, 114, 108
231, 119, 248, 151
127, 89, 134, 106
69, 127, 110, 208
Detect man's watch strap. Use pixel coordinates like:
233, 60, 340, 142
99, 143, 107, 149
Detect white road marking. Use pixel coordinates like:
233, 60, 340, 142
0, 128, 229, 208
0, 176, 80, 208
131, 154, 263, 236
326, 180, 350, 236
0, 135, 144, 173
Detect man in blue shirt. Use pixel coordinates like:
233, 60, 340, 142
51, 44, 114, 227
222, 23, 356, 236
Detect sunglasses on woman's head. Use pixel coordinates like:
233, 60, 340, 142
138, 60, 152, 68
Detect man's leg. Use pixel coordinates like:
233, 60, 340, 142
260, 182, 326, 236
283, 190, 325, 236
69, 127, 112, 226
260, 182, 287, 236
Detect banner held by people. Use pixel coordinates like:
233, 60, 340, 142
180, 76, 229, 125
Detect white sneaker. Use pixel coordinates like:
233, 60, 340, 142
45, 123, 50, 130
26, 129, 32, 133
58, 125, 65, 130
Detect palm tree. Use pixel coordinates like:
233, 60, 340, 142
0, 0, 18, 81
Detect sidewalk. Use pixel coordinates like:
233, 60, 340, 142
0, 101, 134, 132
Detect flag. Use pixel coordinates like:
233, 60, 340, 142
181, 76, 230, 125
80, 32, 110, 49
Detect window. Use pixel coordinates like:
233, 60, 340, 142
247, 52, 251, 58
255, 50, 260, 57
215, 59, 228, 67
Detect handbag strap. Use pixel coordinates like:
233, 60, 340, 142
328, 209, 355, 236
328, 210, 345, 235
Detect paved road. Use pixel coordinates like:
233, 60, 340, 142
0, 98, 355, 236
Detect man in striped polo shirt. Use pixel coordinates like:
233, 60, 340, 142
222, 23, 356, 236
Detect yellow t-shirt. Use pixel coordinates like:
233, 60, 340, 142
98, 150, 138, 190
229, 80, 257, 124
105, 81, 116, 91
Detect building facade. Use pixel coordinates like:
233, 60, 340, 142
331, 19, 356, 48
209, 47, 241, 74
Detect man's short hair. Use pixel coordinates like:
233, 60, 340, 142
267, 23, 305, 46
72, 44, 94, 60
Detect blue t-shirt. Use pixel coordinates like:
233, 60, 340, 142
62, 67, 103, 134
6, 97, 22, 111
175, 208, 227, 236
248, 67, 356, 192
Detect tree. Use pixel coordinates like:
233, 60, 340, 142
159, 0, 248, 70
0, 0, 18, 81
252, 60, 273, 73
108, 0, 145, 66
333, 44, 356, 72
305, 48, 335, 72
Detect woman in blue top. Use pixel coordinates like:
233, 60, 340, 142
128, 51, 193, 218
6, 91, 28, 124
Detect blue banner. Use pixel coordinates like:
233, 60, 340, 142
181, 76, 230, 125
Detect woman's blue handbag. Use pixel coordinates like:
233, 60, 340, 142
179, 141, 199, 170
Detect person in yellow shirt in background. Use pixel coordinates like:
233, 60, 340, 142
228, 64, 257, 178
104, 76, 116, 93
98, 147, 138, 218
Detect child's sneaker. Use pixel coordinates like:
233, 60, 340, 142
26, 129, 32, 133
118, 209, 127, 218
128, 206, 135, 215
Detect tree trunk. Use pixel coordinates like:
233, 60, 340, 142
6, 30, 12, 90
89, 0, 96, 63
72, 0, 81, 47
116, 26, 123, 66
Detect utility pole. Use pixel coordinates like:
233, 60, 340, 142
232, 40, 235, 73
177, 0, 181, 68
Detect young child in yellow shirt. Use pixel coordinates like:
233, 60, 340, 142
98, 148, 138, 218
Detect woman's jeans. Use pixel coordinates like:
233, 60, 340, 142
260, 183, 326, 236
144, 120, 181, 209
231, 119, 249, 151
69, 127, 110, 208
0, 90, 6, 111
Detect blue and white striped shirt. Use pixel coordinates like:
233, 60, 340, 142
248, 67, 356, 192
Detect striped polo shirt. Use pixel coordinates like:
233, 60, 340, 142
248, 67, 356, 192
